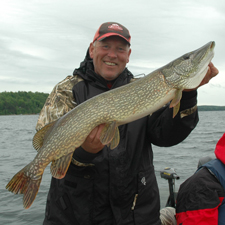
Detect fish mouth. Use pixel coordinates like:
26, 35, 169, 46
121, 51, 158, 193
210, 41, 215, 50
162, 41, 216, 90
195, 41, 215, 74
197, 41, 215, 62
185, 41, 215, 89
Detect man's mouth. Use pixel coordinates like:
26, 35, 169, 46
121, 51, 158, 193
104, 62, 116, 66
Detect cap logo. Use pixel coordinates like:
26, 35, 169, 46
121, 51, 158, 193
108, 23, 123, 31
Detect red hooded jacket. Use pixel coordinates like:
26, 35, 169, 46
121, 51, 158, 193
176, 133, 225, 225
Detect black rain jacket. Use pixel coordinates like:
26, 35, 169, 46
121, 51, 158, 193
43, 50, 199, 225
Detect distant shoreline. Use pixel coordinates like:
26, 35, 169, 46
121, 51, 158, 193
0, 91, 224, 115
0, 106, 224, 116
198, 105, 225, 111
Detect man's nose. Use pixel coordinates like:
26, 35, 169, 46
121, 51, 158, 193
107, 48, 117, 58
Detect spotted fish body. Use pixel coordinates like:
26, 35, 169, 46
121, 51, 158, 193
6, 41, 215, 209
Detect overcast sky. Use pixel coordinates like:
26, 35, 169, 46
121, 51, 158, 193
1, 0, 225, 105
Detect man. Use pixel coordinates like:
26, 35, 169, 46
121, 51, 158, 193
36, 22, 219, 225
176, 133, 225, 225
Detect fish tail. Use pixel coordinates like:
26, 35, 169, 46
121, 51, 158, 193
6, 166, 29, 194
23, 178, 42, 209
6, 164, 42, 209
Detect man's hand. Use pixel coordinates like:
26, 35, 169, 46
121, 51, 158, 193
183, 62, 219, 92
81, 124, 105, 154
198, 62, 219, 87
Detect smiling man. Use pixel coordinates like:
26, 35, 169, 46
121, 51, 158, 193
89, 31, 131, 81
36, 22, 219, 225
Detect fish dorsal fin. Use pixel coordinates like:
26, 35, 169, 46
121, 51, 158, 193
32, 121, 57, 151
100, 121, 120, 150
169, 88, 182, 118
50, 152, 73, 179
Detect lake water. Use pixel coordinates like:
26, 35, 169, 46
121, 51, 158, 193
0, 111, 224, 224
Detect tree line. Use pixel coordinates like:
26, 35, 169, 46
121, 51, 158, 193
198, 105, 225, 111
0, 91, 49, 115
0, 91, 224, 115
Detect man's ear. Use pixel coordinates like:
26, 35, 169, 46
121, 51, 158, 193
89, 42, 94, 59
127, 48, 131, 63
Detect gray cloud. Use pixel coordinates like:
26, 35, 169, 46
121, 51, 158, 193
0, 0, 224, 105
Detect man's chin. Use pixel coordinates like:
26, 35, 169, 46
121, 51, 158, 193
101, 73, 119, 81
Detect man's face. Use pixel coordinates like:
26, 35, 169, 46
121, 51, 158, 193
89, 36, 131, 81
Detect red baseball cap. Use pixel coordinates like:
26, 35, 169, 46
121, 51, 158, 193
93, 22, 131, 45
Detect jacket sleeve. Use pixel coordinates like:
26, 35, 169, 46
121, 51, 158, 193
176, 167, 224, 225
147, 90, 199, 147
176, 209, 219, 225
35, 75, 82, 131
35, 75, 98, 166
219, 202, 225, 225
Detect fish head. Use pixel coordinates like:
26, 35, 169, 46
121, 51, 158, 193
161, 41, 215, 89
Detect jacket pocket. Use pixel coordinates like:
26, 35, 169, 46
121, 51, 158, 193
133, 167, 161, 225
46, 164, 95, 225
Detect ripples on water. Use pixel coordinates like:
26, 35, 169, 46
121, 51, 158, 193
0, 115, 51, 225
0, 112, 224, 224
154, 111, 225, 206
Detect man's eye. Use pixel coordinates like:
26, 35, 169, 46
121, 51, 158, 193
118, 47, 126, 52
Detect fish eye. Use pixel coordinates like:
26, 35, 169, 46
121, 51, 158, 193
183, 54, 190, 60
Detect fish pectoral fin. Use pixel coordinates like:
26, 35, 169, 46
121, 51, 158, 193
169, 89, 182, 118
50, 152, 73, 179
172, 102, 180, 118
100, 121, 120, 149
108, 127, 120, 150
33, 120, 57, 151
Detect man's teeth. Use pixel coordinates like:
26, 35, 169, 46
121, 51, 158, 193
105, 62, 116, 66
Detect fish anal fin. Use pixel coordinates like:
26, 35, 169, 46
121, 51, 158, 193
169, 89, 182, 118
100, 121, 120, 148
50, 152, 73, 179
33, 121, 57, 151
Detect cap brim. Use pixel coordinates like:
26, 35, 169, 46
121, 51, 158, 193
97, 33, 130, 45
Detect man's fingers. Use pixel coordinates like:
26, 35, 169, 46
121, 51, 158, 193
209, 62, 219, 77
87, 124, 105, 143
96, 124, 105, 139
85, 127, 97, 142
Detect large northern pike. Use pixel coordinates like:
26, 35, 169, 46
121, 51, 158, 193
6, 41, 215, 209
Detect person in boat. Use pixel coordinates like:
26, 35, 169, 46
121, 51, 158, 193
36, 22, 219, 225
176, 133, 225, 225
